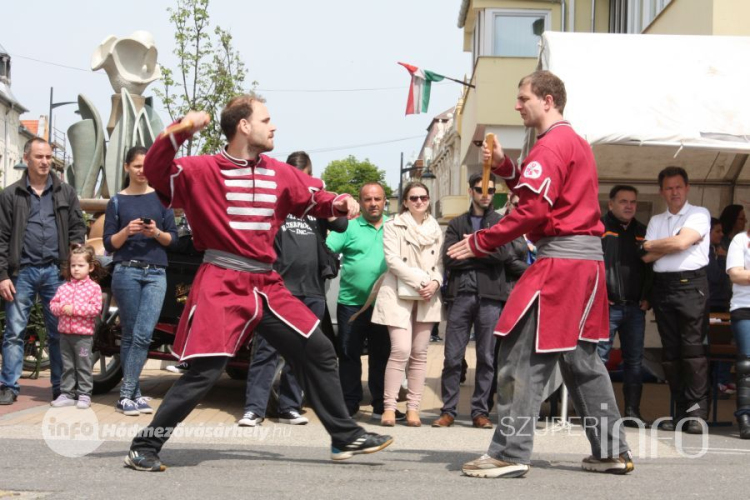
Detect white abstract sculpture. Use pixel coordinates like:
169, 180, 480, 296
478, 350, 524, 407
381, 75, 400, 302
91, 31, 161, 95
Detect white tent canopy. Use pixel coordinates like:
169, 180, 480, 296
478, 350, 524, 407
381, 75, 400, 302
530, 32, 750, 209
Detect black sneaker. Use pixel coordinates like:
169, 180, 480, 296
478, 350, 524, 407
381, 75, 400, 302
330, 432, 394, 460
124, 449, 166, 472
278, 409, 309, 425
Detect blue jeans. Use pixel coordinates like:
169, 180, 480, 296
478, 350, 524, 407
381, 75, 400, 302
1, 264, 63, 395
337, 303, 390, 415
733, 319, 750, 357
597, 304, 645, 388
112, 265, 166, 399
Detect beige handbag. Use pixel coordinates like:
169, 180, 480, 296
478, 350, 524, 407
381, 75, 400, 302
397, 269, 430, 300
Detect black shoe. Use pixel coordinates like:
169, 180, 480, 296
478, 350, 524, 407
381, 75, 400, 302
738, 414, 750, 439
0, 387, 17, 405
658, 419, 676, 432
684, 418, 707, 434
622, 410, 651, 429
124, 449, 166, 472
430, 335, 442, 343
331, 432, 394, 460
347, 405, 360, 418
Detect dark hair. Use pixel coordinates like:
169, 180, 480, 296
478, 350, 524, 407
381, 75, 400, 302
62, 244, 107, 282
519, 70, 567, 113
609, 185, 638, 200
658, 166, 689, 188
125, 146, 148, 165
23, 137, 50, 156
286, 151, 312, 172
711, 217, 721, 230
719, 204, 744, 235
469, 172, 496, 188
401, 181, 431, 214
220, 93, 266, 141
359, 182, 385, 200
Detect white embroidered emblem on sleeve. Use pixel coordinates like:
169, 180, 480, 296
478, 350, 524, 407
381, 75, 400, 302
523, 161, 543, 179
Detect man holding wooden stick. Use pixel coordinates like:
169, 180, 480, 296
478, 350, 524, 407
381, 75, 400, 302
448, 70, 632, 478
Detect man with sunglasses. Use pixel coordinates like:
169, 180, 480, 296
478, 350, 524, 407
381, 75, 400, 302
434, 173, 519, 429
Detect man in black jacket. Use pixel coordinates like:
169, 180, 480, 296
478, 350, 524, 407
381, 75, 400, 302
0, 137, 86, 405
433, 174, 512, 429
599, 185, 652, 427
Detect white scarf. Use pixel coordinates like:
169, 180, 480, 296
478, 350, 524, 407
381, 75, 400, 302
401, 211, 441, 247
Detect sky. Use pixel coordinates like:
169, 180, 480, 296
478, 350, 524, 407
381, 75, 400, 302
2, 0, 471, 190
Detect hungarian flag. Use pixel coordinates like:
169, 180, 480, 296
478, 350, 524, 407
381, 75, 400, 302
398, 62, 445, 115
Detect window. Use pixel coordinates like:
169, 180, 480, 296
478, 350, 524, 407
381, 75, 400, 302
492, 12, 547, 57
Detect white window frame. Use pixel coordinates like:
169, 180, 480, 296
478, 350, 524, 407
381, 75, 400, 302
484, 9, 551, 58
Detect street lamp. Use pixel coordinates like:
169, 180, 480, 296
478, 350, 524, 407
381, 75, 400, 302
13, 161, 27, 170
398, 152, 436, 205
48, 86, 76, 144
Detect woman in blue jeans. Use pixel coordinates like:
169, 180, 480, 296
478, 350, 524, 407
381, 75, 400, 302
103, 146, 177, 416
726, 227, 750, 439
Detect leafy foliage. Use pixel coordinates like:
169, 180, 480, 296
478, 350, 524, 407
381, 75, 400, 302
155, 0, 256, 155
321, 156, 393, 198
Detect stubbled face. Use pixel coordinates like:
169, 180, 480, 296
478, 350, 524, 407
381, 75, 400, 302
360, 184, 386, 224
403, 186, 430, 218
710, 224, 724, 246
125, 154, 147, 185
659, 175, 689, 214
244, 101, 276, 153
470, 180, 495, 212
24, 141, 53, 180
515, 82, 546, 129
69, 254, 92, 281
609, 190, 637, 223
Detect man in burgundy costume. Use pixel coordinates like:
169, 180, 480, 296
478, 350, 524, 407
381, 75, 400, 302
450, 71, 633, 478
125, 95, 392, 471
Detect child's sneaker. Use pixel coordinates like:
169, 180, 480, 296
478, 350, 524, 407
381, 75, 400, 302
116, 398, 140, 416
330, 432, 393, 460
135, 397, 154, 414
51, 394, 76, 407
124, 449, 166, 472
76, 395, 91, 409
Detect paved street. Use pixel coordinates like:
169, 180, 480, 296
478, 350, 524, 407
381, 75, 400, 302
1, 344, 749, 499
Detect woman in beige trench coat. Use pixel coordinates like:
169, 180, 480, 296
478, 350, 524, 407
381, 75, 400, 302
372, 181, 443, 427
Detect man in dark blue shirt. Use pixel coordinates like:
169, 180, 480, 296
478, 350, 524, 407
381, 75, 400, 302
0, 137, 86, 405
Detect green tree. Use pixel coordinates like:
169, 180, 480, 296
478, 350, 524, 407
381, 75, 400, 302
155, 0, 256, 156
321, 155, 393, 198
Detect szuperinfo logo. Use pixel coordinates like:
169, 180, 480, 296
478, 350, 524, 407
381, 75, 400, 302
42, 406, 104, 458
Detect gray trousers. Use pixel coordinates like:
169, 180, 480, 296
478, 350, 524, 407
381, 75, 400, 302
488, 302, 629, 465
440, 294, 501, 418
60, 334, 94, 397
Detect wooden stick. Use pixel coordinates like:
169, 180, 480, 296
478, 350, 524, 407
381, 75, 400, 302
482, 133, 496, 197
160, 120, 194, 139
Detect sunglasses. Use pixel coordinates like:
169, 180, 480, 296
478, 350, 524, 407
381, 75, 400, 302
408, 195, 430, 202
473, 187, 497, 195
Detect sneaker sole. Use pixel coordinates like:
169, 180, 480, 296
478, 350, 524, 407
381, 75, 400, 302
116, 409, 141, 417
581, 462, 634, 475
279, 418, 308, 425
124, 456, 166, 472
51, 402, 77, 408
462, 464, 530, 478
76, 404, 91, 410
238, 420, 263, 427
331, 437, 394, 461
138, 408, 155, 414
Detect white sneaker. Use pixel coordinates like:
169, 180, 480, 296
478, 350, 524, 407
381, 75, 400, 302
278, 410, 309, 425
238, 411, 264, 427
51, 394, 77, 408
166, 362, 189, 374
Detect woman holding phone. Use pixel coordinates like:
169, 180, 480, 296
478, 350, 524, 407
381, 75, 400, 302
103, 146, 178, 416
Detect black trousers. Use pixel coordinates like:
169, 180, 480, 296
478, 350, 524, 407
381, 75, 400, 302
651, 271, 710, 419
131, 301, 364, 453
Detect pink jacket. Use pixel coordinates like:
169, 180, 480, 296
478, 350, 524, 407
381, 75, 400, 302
50, 277, 103, 335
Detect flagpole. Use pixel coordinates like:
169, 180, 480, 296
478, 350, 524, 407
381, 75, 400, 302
440, 75, 475, 89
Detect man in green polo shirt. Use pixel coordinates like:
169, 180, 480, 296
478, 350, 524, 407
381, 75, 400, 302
327, 182, 394, 419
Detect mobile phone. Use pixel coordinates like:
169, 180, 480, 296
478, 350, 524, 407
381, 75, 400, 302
142, 217, 152, 225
